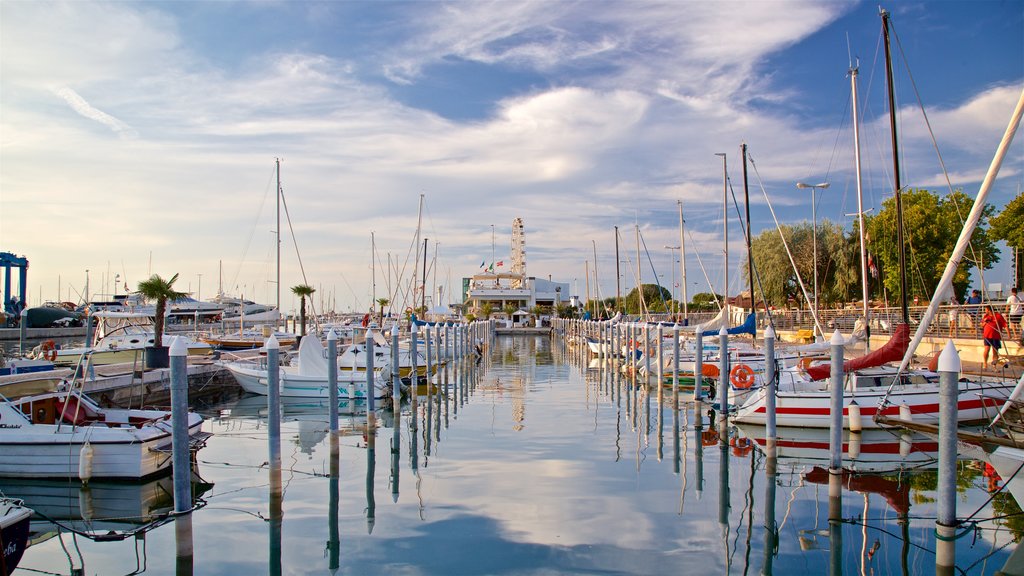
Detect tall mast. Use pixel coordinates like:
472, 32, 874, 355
585, 260, 591, 315
422, 238, 428, 311
275, 158, 281, 328
592, 239, 600, 317
716, 153, 728, 322
679, 200, 688, 319
412, 194, 424, 312
742, 143, 755, 325
850, 63, 871, 349
882, 10, 909, 324
371, 232, 376, 310
635, 224, 643, 315
614, 226, 621, 311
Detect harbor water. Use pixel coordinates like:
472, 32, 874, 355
9, 335, 1020, 575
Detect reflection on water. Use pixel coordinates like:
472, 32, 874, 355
10, 334, 1019, 574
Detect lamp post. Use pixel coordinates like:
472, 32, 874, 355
796, 181, 830, 332
664, 246, 680, 316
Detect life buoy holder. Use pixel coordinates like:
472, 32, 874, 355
730, 436, 754, 457
40, 340, 58, 362
730, 364, 755, 389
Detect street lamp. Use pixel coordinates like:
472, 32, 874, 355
796, 181, 830, 330
664, 245, 680, 316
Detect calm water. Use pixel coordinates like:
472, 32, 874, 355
10, 335, 1021, 575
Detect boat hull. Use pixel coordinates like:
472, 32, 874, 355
0, 499, 30, 575
733, 380, 1014, 429
224, 363, 387, 399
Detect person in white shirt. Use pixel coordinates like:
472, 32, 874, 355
1007, 287, 1022, 340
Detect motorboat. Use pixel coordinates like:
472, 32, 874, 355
0, 378, 210, 479
0, 498, 31, 575
38, 311, 213, 366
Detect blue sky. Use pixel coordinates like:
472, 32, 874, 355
1, 1, 1021, 314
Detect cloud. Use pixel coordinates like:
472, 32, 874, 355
51, 86, 138, 138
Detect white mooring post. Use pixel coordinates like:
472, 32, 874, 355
936, 340, 961, 575
266, 334, 281, 465
169, 336, 192, 513
327, 329, 338, 431
764, 325, 777, 457
718, 326, 729, 416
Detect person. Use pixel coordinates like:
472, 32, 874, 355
966, 289, 983, 333
981, 304, 1008, 369
947, 296, 960, 338
1006, 287, 1022, 340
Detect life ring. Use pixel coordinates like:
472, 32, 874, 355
730, 364, 755, 389
730, 436, 754, 457
406, 307, 414, 314
40, 340, 58, 362
701, 429, 720, 447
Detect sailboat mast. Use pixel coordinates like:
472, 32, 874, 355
882, 10, 909, 324
635, 224, 643, 315
716, 153, 728, 323
742, 143, 755, 323
371, 232, 376, 310
413, 194, 424, 313
422, 238, 428, 312
679, 200, 688, 319
275, 158, 281, 329
592, 239, 600, 317
614, 226, 621, 311
850, 64, 871, 349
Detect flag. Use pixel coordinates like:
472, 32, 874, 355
480, 261, 486, 268
496, 261, 504, 267
867, 253, 879, 279
488, 262, 494, 272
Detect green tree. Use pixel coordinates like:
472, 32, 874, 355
622, 284, 670, 314
690, 292, 721, 312
136, 273, 188, 348
291, 284, 315, 336
480, 302, 494, 319
990, 194, 1024, 288
376, 297, 389, 325
867, 188, 997, 302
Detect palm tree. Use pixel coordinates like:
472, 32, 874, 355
136, 273, 188, 349
376, 297, 390, 325
291, 284, 316, 336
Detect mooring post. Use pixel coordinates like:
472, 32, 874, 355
936, 340, 961, 575
365, 329, 376, 413
391, 325, 401, 410
672, 324, 680, 409
694, 331, 703, 402
169, 336, 192, 513
656, 323, 664, 392
410, 323, 419, 431
828, 329, 844, 471
718, 326, 729, 416
764, 325, 777, 458
265, 335, 281, 465
19, 309, 28, 354
327, 329, 338, 429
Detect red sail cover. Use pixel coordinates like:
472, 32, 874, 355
804, 323, 910, 381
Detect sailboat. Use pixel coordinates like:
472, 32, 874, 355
734, 11, 1024, 429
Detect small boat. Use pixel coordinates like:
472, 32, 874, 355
0, 498, 31, 575
222, 335, 392, 399
0, 378, 210, 479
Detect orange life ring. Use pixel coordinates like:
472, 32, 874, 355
730, 364, 755, 389
701, 363, 720, 379
40, 340, 57, 362
730, 436, 754, 457
701, 429, 720, 447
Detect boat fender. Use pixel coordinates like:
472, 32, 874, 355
899, 432, 913, 458
847, 401, 863, 434
79, 442, 94, 485
730, 364, 755, 389
899, 403, 913, 422
79, 486, 94, 521
847, 432, 862, 460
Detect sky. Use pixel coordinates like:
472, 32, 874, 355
1, 0, 1022, 315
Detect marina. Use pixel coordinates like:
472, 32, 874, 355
0, 329, 1018, 575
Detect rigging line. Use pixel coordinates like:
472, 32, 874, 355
728, 152, 777, 334
638, 230, 670, 314
748, 155, 826, 337
229, 165, 277, 297
278, 187, 319, 331
685, 227, 722, 310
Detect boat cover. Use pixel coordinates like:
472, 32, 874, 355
804, 323, 910, 381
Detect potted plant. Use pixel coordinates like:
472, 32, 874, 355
291, 284, 315, 342
136, 273, 187, 369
